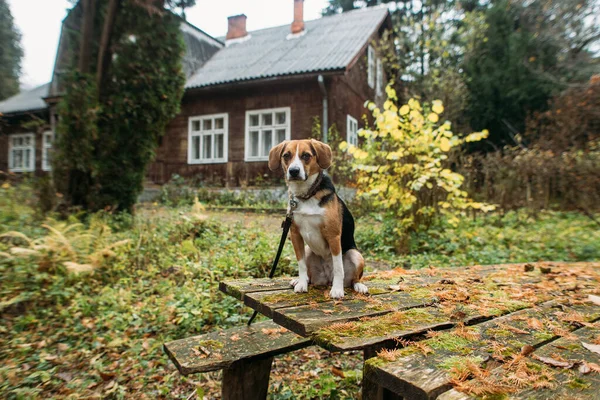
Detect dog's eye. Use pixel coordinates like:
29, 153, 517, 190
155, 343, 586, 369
283, 153, 291, 160
301, 153, 311, 162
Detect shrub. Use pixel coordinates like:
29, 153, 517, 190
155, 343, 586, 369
342, 86, 494, 251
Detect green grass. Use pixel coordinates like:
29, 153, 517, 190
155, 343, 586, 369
0, 183, 598, 399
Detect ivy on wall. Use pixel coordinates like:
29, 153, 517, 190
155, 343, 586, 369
55, 0, 186, 212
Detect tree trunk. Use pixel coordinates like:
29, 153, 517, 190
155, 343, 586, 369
79, 0, 97, 73
96, 0, 121, 91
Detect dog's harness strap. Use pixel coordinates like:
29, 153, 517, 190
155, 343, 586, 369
247, 212, 293, 326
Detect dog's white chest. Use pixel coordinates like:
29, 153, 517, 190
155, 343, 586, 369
293, 198, 329, 257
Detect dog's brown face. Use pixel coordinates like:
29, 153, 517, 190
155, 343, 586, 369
268, 139, 332, 181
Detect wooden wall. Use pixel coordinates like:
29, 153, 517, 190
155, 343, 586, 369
149, 79, 323, 186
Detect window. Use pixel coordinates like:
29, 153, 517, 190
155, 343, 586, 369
42, 131, 54, 171
376, 58, 383, 96
347, 115, 358, 146
9, 133, 35, 172
245, 107, 291, 161
188, 113, 228, 164
368, 45, 375, 89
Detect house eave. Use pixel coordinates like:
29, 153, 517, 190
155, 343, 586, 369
184, 69, 345, 94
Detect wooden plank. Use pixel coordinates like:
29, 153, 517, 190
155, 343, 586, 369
218, 262, 506, 303
242, 275, 439, 318
510, 325, 600, 400
363, 300, 600, 400
272, 291, 438, 336
219, 277, 292, 301
163, 320, 311, 375
440, 325, 600, 399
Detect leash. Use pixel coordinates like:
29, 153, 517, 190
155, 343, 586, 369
247, 211, 294, 326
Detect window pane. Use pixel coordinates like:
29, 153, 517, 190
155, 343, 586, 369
202, 119, 212, 131
214, 118, 224, 130
45, 133, 53, 145
276, 129, 286, 144
202, 135, 212, 159
250, 114, 259, 127
275, 112, 286, 125
262, 113, 272, 126
250, 131, 259, 157
192, 120, 200, 131
25, 149, 31, 168
262, 130, 272, 157
215, 134, 224, 159
192, 136, 200, 160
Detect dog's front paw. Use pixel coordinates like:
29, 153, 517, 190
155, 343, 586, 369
329, 285, 345, 299
291, 277, 309, 293
353, 282, 369, 294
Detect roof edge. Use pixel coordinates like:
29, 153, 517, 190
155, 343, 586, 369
184, 69, 345, 92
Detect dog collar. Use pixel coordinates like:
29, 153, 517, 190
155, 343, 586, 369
294, 172, 323, 201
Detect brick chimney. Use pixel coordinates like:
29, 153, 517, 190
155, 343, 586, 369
291, 0, 305, 34
226, 14, 248, 41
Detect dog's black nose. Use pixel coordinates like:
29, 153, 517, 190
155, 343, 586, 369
289, 168, 300, 178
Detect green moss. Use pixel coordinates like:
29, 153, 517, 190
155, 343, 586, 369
407, 287, 435, 300
428, 331, 479, 353
261, 288, 327, 305
567, 377, 591, 390
438, 355, 485, 377
532, 330, 554, 341
313, 307, 443, 343
196, 339, 224, 351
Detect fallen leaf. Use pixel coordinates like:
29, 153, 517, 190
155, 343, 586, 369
579, 362, 591, 375
57, 343, 69, 352
582, 342, 600, 356
588, 295, 600, 306
99, 371, 116, 381
524, 263, 535, 272
331, 366, 345, 378
230, 334, 241, 341
534, 355, 574, 369
521, 345, 535, 356
57, 372, 73, 382
527, 318, 544, 330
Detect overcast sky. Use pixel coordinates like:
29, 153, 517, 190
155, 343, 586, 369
8, 0, 330, 89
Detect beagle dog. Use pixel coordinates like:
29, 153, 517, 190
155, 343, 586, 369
268, 139, 368, 299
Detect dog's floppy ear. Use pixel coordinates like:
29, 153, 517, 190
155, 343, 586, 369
310, 139, 332, 170
268, 141, 289, 171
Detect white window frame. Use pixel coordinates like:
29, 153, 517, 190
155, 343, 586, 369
42, 130, 54, 171
376, 57, 383, 96
187, 113, 229, 164
245, 107, 291, 162
368, 45, 375, 89
8, 133, 35, 173
347, 115, 359, 147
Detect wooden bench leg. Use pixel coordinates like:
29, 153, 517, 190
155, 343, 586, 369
222, 356, 274, 400
363, 347, 403, 400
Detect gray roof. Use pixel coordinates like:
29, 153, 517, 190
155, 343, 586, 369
0, 7, 388, 116
185, 6, 389, 89
0, 83, 50, 115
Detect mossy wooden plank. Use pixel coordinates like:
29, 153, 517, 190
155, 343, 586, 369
510, 325, 600, 400
364, 300, 600, 400
242, 276, 440, 318
163, 320, 311, 375
219, 277, 292, 300
271, 290, 437, 336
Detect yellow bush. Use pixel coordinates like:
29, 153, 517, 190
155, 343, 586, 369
341, 86, 494, 240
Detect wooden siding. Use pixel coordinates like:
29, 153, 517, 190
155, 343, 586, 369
149, 80, 324, 186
